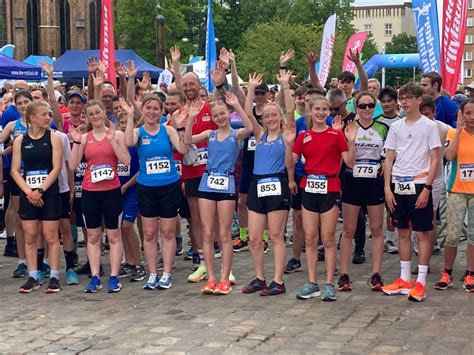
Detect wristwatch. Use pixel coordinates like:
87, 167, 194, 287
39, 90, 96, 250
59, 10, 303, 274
37, 188, 45, 194
424, 184, 433, 191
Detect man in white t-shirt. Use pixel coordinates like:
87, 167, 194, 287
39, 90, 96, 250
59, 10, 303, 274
382, 83, 441, 302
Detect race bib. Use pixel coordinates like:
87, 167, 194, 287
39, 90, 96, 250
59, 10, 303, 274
26, 170, 47, 189
305, 175, 327, 194
247, 137, 257, 151
257, 178, 281, 197
207, 173, 229, 191
353, 161, 378, 179
91, 164, 114, 183
117, 163, 130, 177
394, 177, 416, 195
146, 158, 170, 175
460, 164, 474, 182
174, 160, 182, 176
74, 181, 82, 198
193, 148, 208, 166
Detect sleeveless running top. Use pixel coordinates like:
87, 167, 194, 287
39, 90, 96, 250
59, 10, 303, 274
136, 125, 179, 187
21, 130, 58, 196
354, 120, 388, 162
13, 118, 27, 139
253, 132, 286, 175
118, 146, 139, 195
82, 131, 120, 191
199, 129, 239, 194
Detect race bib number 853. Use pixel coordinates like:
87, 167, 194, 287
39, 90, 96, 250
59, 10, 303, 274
257, 178, 281, 197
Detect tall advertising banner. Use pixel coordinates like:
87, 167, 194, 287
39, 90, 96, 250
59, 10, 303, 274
100, 0, 116, 89
440, 0, 468, 95
205, 0, 217, 92
412, 0, 441, 73
341, 32, 368, 73
318, 14, 337, 87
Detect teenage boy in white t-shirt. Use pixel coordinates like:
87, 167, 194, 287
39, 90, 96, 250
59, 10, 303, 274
382, 83, 441, 302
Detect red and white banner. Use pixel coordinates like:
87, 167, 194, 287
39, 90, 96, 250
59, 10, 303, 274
341, 32, 368, 73
440, 0, 467, 95
318, 14, 337, 87
100, 0, 116, 89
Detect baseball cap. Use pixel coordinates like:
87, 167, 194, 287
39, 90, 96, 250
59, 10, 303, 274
452, 93, 468, 106
255, 83, 269, 93
66, 91, 87, 104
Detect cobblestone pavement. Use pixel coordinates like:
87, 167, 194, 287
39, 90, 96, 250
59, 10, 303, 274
0, 225, 473, 354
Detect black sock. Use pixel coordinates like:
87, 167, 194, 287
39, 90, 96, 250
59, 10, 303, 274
445, 268, 453, 275
37, 248, 45, 269
64, 250, 75, 271
6, 236, 15, 247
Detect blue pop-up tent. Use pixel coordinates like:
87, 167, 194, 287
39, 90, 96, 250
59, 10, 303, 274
53, 49, 163, 79
23, 55, 53, 67
0, 54, 42, 80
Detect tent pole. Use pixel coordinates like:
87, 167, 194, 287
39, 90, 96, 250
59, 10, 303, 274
82, 77, 85, 90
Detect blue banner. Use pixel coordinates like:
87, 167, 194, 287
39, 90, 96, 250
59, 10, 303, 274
412, 0, 441, 73
205, 0, 217, 92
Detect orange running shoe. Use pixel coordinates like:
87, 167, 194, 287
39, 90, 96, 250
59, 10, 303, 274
434, 269, 453, 290
200, 280, 216, 295
381, 278, 412, 295
463, 274, 474, 293
214, 280, 232, 295
408, 281, 426, 302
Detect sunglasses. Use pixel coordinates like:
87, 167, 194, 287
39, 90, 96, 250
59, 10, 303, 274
357, 103, 376, 110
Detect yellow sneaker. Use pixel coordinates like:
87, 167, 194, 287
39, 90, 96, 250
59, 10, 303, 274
381, 278, 412, 295
188, 265, 207, 283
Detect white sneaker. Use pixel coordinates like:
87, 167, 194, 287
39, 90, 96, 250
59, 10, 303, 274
384, 240, 399, 254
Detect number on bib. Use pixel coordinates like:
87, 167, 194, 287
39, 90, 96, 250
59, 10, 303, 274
117, 163, 130, 177
91, 165, 114, 183
394, 177, 416, 195
26, 170, 48, 189
193, 148, 208, 166
305, 175, 327, 194
247, 137, 257, 151
257, 178, 281, 197
146, 158, 170, 174
207, 173, 229, 191
460, 164, 474, 182
174, 160, 182, 176
353, 161, 378, 179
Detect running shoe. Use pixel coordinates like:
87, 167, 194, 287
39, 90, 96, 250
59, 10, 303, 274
214, 244, 222, 259
12, 263, 28, 278
41, 263, 51, 278
408, 282, 426, 302
19, 277, 40, 293
296, 282, 321, 299
337, 273, 352, 291
321, 284, 337, 301
184, 247, 193, 260
158, 274, 172, 289
143, 273, 159, 290
284, 258, 302, 274
45, 277, 61, 293
242, 278, 267, 293
188, 265, 207, 283
130, 265, 147, 282
233, 239, 249, 253
369, 273, 384, 291
382, 278, 412, 295
66, 269, 79, 285
229, 270, 236, 285
432, 243, 441, 255
119, 263, 134, 278
214, 280, 232, 295
201, 280, 217, 294
175, 236, 183, 256
352, 250, 366, 264
463, 274, 474, 293
76, 261, 91, 275
3, 245, 18, 257
192, 253, 200, 271
434, 269, 453, 290
37, 270, 46, 285
84, 276, 102, 293
107, 276, 122, 293
263, 241, 269, 254
259, 281, 286, 296
384, 240, 399, 254
318, 247, 325, 261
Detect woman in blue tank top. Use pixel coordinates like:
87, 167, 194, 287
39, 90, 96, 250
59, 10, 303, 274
241, 71, 295, 296
124, 95, 191, 290
185, 92, 252, 295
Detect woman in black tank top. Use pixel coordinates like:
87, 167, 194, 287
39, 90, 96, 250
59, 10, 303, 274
11, 101, 64, 294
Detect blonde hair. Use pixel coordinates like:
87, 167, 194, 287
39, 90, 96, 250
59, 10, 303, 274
306, 97, 329, 130
25, 101, 50, 127
262, 102, 286, 130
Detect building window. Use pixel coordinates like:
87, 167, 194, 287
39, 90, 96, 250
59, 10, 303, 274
468, 17, 474, 27
464, 51, 473, 61
385, 23, 392, 36
466, 34, 473, 44
59, 0, 71, 54
364, 24, 372, 35
0, 0, 7, 46
464, 68, 472, 78
26, 0, 40, 55
469, 0, 474, 9
89, 0, 101, 49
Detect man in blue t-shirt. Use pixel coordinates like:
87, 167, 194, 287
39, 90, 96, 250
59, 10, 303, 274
420, 72, 459, 127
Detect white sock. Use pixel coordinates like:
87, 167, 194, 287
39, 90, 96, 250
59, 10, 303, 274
400, 261, 411, 282
19, 259, 26, 265
385, 230, 395, 242
43, 258, 50, 266
416, 265, 429, 286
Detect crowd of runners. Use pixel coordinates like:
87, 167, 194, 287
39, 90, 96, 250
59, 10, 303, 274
0, 46, 472, 303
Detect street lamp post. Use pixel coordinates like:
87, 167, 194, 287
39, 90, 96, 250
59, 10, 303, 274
156, 1, 165, 69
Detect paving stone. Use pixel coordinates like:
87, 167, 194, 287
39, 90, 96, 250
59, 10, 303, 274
152, 336, 181, 346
